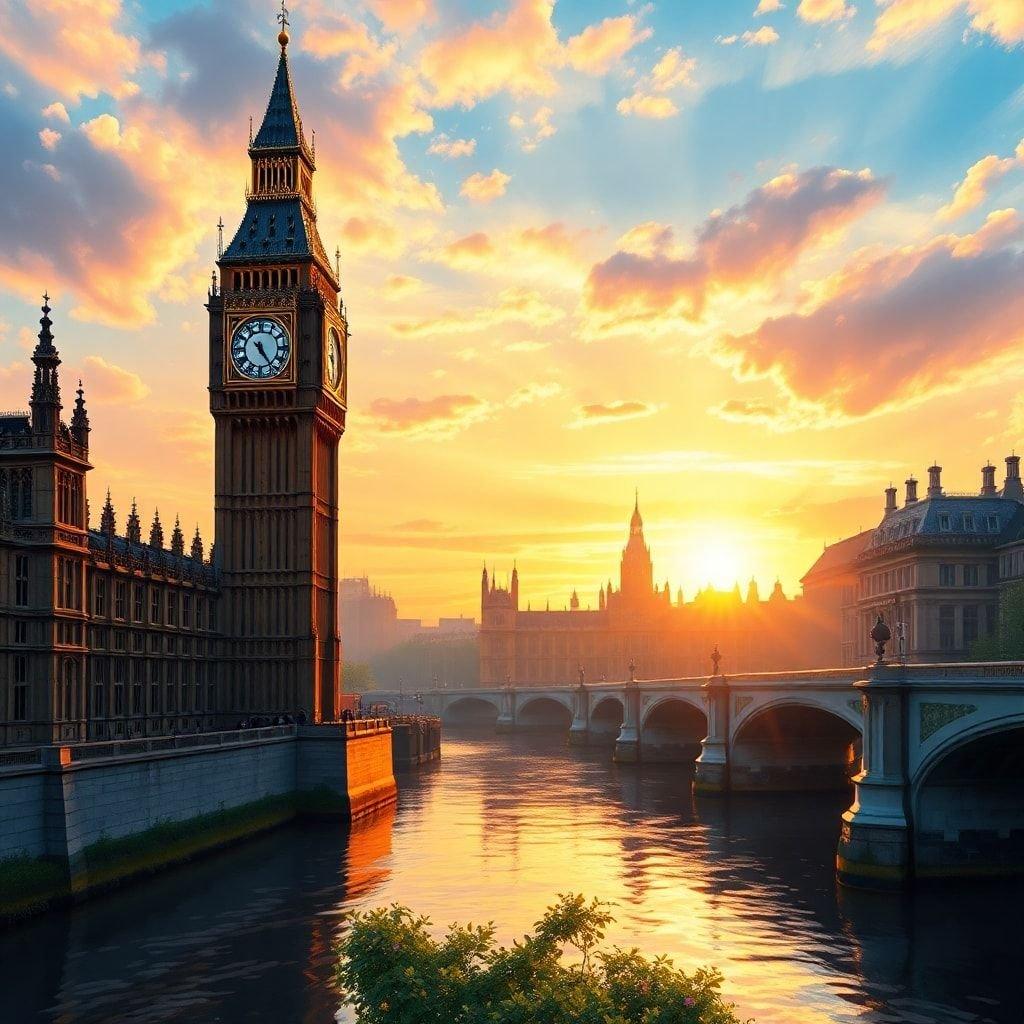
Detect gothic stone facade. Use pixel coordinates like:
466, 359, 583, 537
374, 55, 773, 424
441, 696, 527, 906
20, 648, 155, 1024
0, 37, 348, 745
481, 500, 837, 686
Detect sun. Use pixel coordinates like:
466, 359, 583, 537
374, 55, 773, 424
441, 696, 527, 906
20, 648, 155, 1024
692, 534, 745, 592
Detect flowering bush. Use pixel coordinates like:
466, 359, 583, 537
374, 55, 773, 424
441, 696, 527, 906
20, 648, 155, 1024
336, 893, 750, 1023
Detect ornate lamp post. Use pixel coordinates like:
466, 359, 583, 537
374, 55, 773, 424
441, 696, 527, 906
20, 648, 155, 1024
694, 643, 729, 795
871, 615, 891, 666
569, 664, 588, 745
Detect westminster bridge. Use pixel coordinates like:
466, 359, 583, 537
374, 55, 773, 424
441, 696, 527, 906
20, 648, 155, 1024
374, 658, 1024, 888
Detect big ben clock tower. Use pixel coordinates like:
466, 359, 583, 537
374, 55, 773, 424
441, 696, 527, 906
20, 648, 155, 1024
208, 13, 347, 723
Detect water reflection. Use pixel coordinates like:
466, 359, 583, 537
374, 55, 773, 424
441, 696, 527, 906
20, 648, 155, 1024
1, 732, 1021, 1024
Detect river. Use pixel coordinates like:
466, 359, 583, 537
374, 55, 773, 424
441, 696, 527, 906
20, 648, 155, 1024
1, 731, 1021, 1024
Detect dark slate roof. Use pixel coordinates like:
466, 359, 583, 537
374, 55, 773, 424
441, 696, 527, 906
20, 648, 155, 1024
221, 199, 311, 263
0, 414, 30, 436
866, 495, 1022, 551
252, 52, 304, 150
88, 530, 218, 584
801, 530, 873, 583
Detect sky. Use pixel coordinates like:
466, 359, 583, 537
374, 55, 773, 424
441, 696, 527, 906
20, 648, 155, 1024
0, 0, 1023, 622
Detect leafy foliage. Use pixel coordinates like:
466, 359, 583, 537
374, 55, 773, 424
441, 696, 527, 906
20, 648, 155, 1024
336, 893, 750, 1024
344, 661, 380, 693
970, 581, 1024, 660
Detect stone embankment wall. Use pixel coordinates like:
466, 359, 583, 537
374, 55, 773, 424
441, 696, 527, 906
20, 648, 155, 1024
0, 721, 397, 921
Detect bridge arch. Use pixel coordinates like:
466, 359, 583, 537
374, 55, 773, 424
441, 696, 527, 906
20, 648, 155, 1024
442, 695, 500, 727
641, 697, 707, 763
730, 697, 862, 791
912, 714, 1024, 877
588, 695, 624, 743
517, 695, 573, 730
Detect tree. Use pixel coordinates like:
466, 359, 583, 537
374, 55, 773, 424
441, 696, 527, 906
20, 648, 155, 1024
343, 662, 378, 693
971, 581, 1024, 661
336, 893, 750, 1024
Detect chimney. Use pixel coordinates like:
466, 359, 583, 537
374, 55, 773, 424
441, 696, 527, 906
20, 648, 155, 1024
905, 476, 918, 505
884, 486, 897, 516
981, 463, 997, 496
1004, 455, 1023, 501
927, 464, 942, 498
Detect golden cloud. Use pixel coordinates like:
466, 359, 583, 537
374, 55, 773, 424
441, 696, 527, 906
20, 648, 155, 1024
568, 401, 660, 429
869, 0, 1024, 52
564, 15, 652, 75
367, 393, 492, 438
392, 286, 566, 338
427, 134, 477, 158
797, 0, 856, 23
938, 139, 1024, 222
460, 168, 511, 203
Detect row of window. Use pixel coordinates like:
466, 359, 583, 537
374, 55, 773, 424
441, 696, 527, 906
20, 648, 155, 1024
89, 627, 213, 658
937, 512, 1000, 534
91, 577, 214, 631
864, 562, 994, 596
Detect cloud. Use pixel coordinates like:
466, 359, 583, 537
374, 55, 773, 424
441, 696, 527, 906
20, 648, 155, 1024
382, 273, 424, 298
427, 133, 476, 158
367, 393, 492, 438
584, 166, 885, 332
617, 47, 696, 119
41, 101, 70, 124
718, 26, 780, 45
797, 0, 856, 23
617, 93, 678, 119
418, 1, 650, 109
564, 15, 652, 75
508, 381, 563, 407
392, 286, 565, 337
38, 127, 61, 151
427, 231, 496, 269
568, 400, 660, 428
460, 168, 511, 202
710, 214, 1024, 426
342, 215, 404, 257
509, 106, 556, 151
80, 355, 150, 404
938, 139, 1024, 221
0, 0, 143, 102
756, 0, 785, 13
869, 0, 1024, 52
364, 0, 436, 35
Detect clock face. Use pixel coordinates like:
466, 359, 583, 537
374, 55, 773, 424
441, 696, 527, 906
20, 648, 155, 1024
326, 327, 344, 389
230, 318, 291, 380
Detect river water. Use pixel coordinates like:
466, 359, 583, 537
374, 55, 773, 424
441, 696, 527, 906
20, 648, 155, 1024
2, 731, 1022, 1024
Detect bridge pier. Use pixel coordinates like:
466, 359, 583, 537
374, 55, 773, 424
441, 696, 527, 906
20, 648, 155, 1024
612, 685, 641, 763
568, 686, 589, 746
836, 666, 911, 890
495, 687, 515, 733
693, 672, 729, 794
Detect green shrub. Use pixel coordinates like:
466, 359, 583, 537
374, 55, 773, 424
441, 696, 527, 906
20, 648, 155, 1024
336, 893, 750, 1024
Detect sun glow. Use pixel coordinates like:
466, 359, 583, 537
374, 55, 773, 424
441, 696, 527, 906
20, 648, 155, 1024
691, 534, 745, 593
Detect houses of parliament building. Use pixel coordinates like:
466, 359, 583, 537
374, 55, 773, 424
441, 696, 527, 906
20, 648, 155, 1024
0, 26, 349, 746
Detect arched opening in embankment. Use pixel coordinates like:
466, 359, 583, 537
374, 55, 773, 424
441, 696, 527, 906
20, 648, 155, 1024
517, 697, 573, 731
914, 724, 1024, 878
442, 697, 500, 728
731, 703, 861, 792
641, 699, 707, 763
588, 697, 624, 744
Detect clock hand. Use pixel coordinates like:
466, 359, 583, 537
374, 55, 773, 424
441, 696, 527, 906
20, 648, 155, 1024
254, 338, 272, 366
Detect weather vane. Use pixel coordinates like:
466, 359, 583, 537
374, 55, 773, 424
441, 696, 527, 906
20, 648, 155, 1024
277, 0, 289, 31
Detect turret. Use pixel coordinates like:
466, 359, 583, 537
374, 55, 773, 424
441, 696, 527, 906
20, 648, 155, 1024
981, 462, 997, 495
905, 476, 918, 505
884, 485, 897, 516
927, 463, 943, 498
769, 578, 786, 603
71, 379, 90, 448
149, 509, 164, 549
126, 499, 142, 544
170, 516, 185, 556
511, 563, 519, 608
1003, 455, 1023, 501
191, 525, 204, 561
599, 585, 606, 610
746, 577, 760, 604
481, 565, 489, 605
100, 489, 116, 538
29, 294, 61, 436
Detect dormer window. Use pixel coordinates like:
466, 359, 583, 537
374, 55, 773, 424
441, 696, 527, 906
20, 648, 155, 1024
963, 513, 975, 532
988, 514, 999, 532
938, 513, 952, 532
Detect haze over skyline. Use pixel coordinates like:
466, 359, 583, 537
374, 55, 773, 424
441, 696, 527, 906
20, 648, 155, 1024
1, 0, 1022, 620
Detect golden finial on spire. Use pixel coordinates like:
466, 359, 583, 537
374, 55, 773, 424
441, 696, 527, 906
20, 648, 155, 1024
277, 0, 290, 49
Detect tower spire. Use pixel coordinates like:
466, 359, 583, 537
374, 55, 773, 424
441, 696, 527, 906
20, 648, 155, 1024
71, 378, 90, 448
126, 498, 142, 544
277, 0, 290, 50
100, 489, 116, 538
30, 293, 62, 435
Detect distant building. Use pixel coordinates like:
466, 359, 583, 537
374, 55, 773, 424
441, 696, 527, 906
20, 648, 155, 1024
804, 459, 1024, 665
480, 498, 835, 685
340, 577, 399, 662
340, 578, 477, 663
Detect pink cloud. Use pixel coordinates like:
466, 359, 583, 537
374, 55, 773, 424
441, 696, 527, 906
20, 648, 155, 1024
568, 401, 660, 428
938, 139, 1024, 221
368, 394, 491, 438
564, 15, 652, 75
460, 168, 511, 203
711, 218, 1024, 425
584, 166, 886, 330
